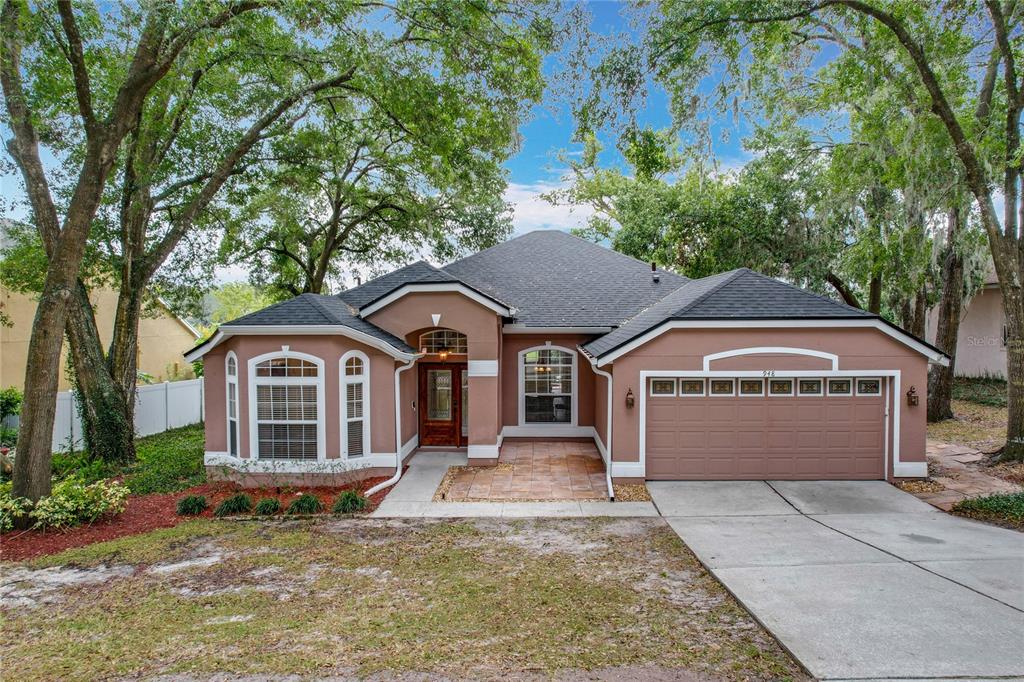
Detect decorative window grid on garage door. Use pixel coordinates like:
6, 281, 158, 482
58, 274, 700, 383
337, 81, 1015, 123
643, 375, 888, 480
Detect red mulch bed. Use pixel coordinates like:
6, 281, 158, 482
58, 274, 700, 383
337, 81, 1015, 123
0, 475, 395, 563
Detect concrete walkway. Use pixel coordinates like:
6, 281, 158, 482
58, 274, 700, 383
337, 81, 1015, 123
650, 480, 1024, 681
371, 451, 658, 518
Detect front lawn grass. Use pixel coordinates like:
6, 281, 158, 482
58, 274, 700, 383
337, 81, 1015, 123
927, 400, 1007, 453
952, 491, 1024, 530
2, 518, 806, 681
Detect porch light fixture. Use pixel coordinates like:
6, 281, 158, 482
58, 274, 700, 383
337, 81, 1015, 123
625, 388, 635, 409
906, 385, 919, 406
438, 349, 449, 361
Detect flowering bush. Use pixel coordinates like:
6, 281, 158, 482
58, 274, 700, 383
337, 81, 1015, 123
28, 478, 130, 530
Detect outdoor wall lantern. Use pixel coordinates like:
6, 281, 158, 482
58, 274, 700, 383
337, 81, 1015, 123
906, 385, 919, 406
438, 349, 450, 361
625, 388, 635, 409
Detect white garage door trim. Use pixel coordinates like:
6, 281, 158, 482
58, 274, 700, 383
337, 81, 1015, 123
629, 368, 920, 480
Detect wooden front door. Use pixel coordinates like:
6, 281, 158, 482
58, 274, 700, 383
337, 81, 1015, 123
418, 363, 467, 447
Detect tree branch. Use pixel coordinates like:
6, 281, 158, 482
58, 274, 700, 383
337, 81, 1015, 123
56, 0, 95, 130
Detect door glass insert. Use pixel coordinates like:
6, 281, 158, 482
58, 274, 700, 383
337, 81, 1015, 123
427, 370, 452, 420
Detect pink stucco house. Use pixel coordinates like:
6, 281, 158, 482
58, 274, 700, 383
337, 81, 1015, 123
186, 230, 948, 492
926, 267, 1007, 379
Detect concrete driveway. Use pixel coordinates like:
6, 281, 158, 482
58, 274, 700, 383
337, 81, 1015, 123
649, 480, 1024, 681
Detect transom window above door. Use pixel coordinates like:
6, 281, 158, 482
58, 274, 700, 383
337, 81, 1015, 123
419, 329, 467, 355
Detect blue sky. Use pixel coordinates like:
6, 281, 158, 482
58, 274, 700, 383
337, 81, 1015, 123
501, 1, 755, 235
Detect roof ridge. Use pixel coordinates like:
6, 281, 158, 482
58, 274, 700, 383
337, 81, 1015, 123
335, 259, 440, 300
445, 229, 685, 280
298, 293, 341, 324
671, 269, 747, 318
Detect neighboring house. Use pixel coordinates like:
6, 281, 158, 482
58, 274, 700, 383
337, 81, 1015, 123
925, 267, 1007, 379
1, 287, 200, 391
187, 230, 947, 488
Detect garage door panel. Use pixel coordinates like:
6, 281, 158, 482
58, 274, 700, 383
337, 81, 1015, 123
646, 386, 886, 480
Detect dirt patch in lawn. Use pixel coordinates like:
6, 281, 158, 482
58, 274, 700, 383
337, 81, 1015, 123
1, 517, 807, 681
927, 400, 1007, 453
0, 476, 394, 562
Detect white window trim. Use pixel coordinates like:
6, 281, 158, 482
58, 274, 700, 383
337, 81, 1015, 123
340, 350, 371, 460
738, 378, 765, 397
797, 377, 825, 396
518, 344, 578, 427
827, 377, 854, 396
225, 352, 239, 457
247, 350, 326, 462
703, 346, 839, 372
677, 378, 706, 397
636, 369, 905, 480
856, 376, 883, 396
767, 378, 796, 396
357, 283, 513, 318
707, 378, 736, 397
649, 378, 678, 397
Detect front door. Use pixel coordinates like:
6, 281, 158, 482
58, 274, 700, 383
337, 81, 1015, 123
419, 363, 467, 447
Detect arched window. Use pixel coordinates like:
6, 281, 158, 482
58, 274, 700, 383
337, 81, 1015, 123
340, 351, 370, 459
419, 329, 467, 355
520, 346, 576, 425
250, 353, 324, 461
225, 352, 238, 457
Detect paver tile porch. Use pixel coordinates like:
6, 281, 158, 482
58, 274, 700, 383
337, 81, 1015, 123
440, 440, 608, 501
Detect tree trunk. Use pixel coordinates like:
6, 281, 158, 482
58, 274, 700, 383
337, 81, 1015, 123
868, 274, 882, 314
65, 280, 135, 463
911, 286, 927, 339
11, 278, 71, 502
927, 209, 964, 423
1001, 279, 1024, 460
107, 282, 146, 428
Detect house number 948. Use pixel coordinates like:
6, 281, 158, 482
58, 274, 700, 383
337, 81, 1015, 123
762, 370, 776, 377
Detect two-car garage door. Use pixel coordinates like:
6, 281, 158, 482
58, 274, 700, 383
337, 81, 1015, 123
645, 377, 886, 480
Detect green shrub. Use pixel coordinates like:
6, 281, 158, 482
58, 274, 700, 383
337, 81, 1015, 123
0, 387, 23, 422
332, 490, 368, 514
29, 477, 130, 529
952, 377, 1008, 408
0, 425, 17, 447
286, 493, 323, 515
213, 493, 253, 517
51, 450, 111, 484
0, 482, 31, 532
952, 491, 1024, 528
176, 495, 208, 516
254, 498, 281, 515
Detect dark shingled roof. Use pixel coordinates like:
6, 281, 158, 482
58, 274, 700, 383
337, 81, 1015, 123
188, 293, 414, 356
442, 230, 688, 327
338, 259, 513, 311
583, 268, 875, 358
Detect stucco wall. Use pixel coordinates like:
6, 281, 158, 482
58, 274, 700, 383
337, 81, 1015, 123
926, 285, 1007, 379
608, 327, 929, 477
499, 334, 597, 429
368, 291, 503, 449
1, 285, 197, 391
203, 335, 401, 459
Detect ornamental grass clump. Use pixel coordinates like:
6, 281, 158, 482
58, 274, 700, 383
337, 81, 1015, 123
176, 495, 208, 516
286, 493, 323, 515
332, 490, 368, 514
254, 498, 281, 515
214, 493, 253, 517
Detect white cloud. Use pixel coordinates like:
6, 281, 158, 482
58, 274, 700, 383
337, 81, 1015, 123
504, 180, 595, 236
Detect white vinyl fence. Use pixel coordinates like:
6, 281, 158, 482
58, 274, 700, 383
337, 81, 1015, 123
42, 378, 204, 452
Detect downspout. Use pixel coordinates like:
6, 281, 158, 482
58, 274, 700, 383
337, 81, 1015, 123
365, 356, 418, 497
581, 349, 615, 501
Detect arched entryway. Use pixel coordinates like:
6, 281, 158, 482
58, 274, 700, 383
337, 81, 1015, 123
417, 328, 469, 447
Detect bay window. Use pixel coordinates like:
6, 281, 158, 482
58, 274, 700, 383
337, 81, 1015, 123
250, 354, 324, 460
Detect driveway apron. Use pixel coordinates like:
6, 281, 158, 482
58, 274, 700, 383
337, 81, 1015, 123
649, 480, 1024, 681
